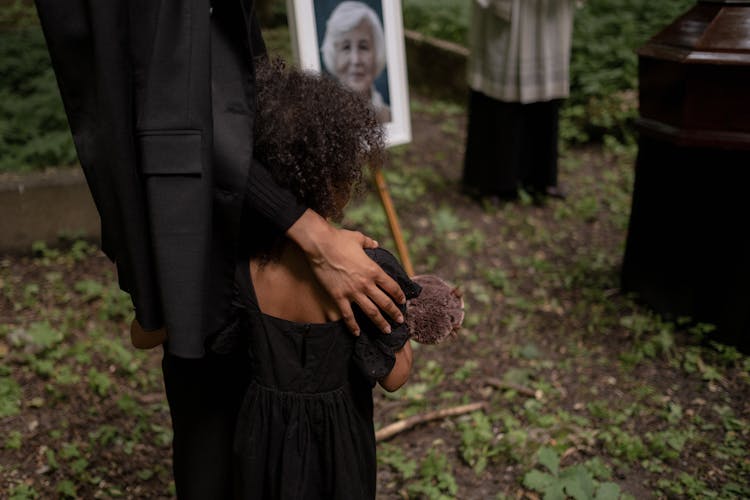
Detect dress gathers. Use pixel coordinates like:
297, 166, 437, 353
232, 248, 420, 500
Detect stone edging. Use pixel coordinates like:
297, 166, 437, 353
0, 168, 99, 252
404, 29, 469, 103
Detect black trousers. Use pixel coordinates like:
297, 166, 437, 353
463, 90, 561, 198
162, 348, 251, 499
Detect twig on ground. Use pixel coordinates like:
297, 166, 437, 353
561, 446, 579, 461
375, 402, 487, 442
484, 377, 542, 400
136, 393, 163, 404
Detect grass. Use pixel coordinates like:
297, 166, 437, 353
2, 93, 749, 498
1, 1, 749, 496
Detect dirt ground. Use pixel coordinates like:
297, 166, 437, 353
1, 95, 748, 499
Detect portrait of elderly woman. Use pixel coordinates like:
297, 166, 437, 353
320, 1, 391, 123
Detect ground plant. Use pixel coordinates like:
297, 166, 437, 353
2, 94, 749, 498
2, 1, 748, 498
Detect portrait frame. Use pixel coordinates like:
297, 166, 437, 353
286, 0, 412, 148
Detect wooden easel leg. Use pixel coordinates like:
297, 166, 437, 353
373, 166, 414, 276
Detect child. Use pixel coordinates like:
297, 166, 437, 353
231, 59, 422, 500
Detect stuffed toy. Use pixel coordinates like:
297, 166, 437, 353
406, 275, 464, 345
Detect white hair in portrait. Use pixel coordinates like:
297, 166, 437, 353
320, 1, 387, 77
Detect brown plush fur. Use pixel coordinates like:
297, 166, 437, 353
406, 275, 464, 344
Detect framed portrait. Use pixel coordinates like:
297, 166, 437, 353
287, 0, 412, 148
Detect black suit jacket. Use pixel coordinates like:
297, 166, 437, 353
35, 0, 305, 357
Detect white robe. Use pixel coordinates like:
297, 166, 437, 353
468, 0, 575, 104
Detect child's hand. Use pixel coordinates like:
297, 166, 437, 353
130, 319, 167, 349
287, 209, 406, 335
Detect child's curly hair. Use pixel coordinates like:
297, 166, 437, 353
253, 58, 385, 221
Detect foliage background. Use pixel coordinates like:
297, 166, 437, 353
0, 0, 697, 171
2, 1, 749, 498
401, 0, 696, 146
0, 3, 77, 172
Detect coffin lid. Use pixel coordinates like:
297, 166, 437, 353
639, 1, 750, 65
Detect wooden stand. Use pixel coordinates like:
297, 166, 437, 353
373, 167, 414, 276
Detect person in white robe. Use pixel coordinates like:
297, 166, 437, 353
463, 0, 575, 201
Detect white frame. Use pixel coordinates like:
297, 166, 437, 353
287, 0, 412, 148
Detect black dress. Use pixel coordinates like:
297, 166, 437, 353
232, 248, 421, 500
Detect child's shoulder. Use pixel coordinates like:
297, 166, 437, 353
364, 248, 421, 300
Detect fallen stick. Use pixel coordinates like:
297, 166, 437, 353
136, 393, 164, 404
484, 377, 542, 399
561, 446, 579, 461
376, 402, 487, 442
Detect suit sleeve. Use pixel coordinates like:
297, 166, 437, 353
244, 158, 307, 233
241, 7, 306, 232
35, 0, 165, 332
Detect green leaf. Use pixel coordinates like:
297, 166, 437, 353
137, 468, 155, 480
70, 458, 89, 475
520, 342, 542, 360
8, 483, 39, 500
560, 465, 596, 500
523, 470, 556, 492
595, 482, 622, 500
502, 368, 531, 386
584, 457, 612, 480
26, 321, 64, 350
0, 377, 22, 418
87, 369, 113, 397
59, 442, 80, 460
56, 479, 77, 498
45, 448, 58, 470
4, 430, 22, 450
538, 447, 560, 476
542, 484, 567, 500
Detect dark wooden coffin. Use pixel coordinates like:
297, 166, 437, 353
621, 0, 750, 350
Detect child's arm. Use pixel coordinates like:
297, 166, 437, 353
379, 341, 413, 392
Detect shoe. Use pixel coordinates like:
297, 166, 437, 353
461, 185, 519, 204
544, 186, 567, 200
522, 184, 567, 201
460, 185, 483, 202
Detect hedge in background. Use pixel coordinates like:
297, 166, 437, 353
0, 3, 76, 173
563, 0, 695, 146
402, 0, 469, 46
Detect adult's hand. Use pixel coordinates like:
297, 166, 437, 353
287, 209, 406, 335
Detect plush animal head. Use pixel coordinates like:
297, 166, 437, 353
406, 275, 464, 344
